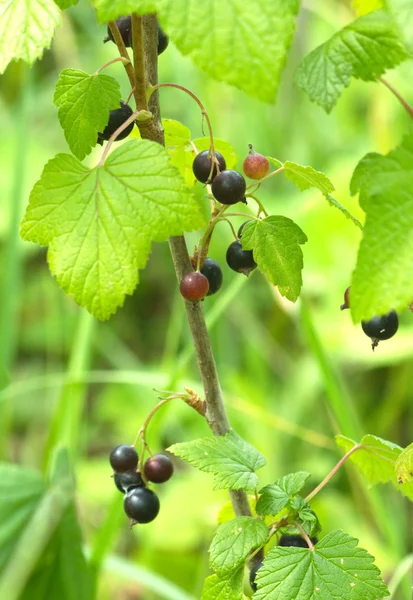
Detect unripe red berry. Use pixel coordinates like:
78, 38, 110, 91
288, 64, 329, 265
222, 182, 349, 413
180, 272, 209, 301
144, 454, 174, 483
243, 144, 269, 180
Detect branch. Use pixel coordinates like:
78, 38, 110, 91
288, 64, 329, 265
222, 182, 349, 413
380, 77, 413, 120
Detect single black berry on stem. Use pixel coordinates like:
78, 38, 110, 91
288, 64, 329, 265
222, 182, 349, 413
180, 272, 209, 302
279, 534, 319, 547
200, 258, 223, 296
124, 487, 160, 525
226, 240, 257, 276
340, 286, 351, 310
104, 16, 132, 47
109, 444, 138, 473
97, 101, 134, 144
249, 561, 263, 593
211, 170, 246, 205
158, 25, 169, 54
237, 220, 252, 239
114, 471, 145, 493
361, 310, 399, 350
144, 454, 174, 483
192, 150, 226, 184
243, 144, 269, 180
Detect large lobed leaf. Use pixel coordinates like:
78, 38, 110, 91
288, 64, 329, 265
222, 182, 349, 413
386, 0, 413, 52
20, 139, 204, 320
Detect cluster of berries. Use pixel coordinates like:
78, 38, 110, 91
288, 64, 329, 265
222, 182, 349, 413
180, 148, 270, 302
109, 444, 173, 526
341, 287, 399, 350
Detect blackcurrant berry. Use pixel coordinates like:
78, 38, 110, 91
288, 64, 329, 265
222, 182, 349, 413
340, 286, 351, 311
211, 170, 246, 205
144, 454, 174, 483
200, 258, 223, 296
192, 150, 227, 184
104, 16, 132, 47
98, 101, 134, 144
113, 471, 144, 494
279, 534, 318, 547
109, 444, 138, 473
158, 25, 169, 55
361, 310, 399, 350
226, 240, 257, 276
124, 487, 160, 525
249, 561, 263, 593
237, 220, 252, 239
180, 272, 209, 302
243, 144, 269, 180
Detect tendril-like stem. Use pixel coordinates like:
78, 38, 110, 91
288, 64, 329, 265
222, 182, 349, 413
246, 166, 285, 190
108, 21, 136, 95
380, 77, 413, 119
95, 56, 130, 74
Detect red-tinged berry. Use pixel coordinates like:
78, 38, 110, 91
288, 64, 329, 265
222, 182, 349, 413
192, 150, 226, 183
113, 471, 145, 494
226, 240, 257, 276
200, 258, 223, 296
340, 286, 351, 310
243, 144, 269, 180
109, 444, 138, 473
124, 487, 160, 525
180, 272, 209, 302
361, 310, 399, 350
279, 535, 319, 547
211, 170, 246, 205
144, 454, 174, 483
97, 101, 134, 144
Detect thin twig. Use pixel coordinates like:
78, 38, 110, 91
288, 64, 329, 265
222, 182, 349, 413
108, 21, 136, 93
380, 78, 413, 119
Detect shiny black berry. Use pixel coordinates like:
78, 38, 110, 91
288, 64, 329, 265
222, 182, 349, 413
109, 444, 138, 473
200, 258, 223, 296
279, 534, 318, 547
237, 220, 252, 239
144, 454, 174, 483
124, 487, 160, 524
340, 286, 351, 310
114, 471, 144, 493
158, 25, 169, 55
192, 150, 226, 184
249, 562, 263, 593
104, 16, 132, 47
211, 170, 246, 205
98, 101, 134, 144
226, 240, 257, 276
361, 310, 399, 350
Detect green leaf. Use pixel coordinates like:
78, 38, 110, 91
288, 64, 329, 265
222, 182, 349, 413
54, 69, 122, 160
254, 530, 389, 600
163, 119, 191, 147
168, 430, 266, 491
241, 216, 307, 302
54, 0, 78, 8
20, 139, 204, 320
282, 161, 335, 194
201, 570, 243, 600
386, 0, 413, 52
256, 471, 310, 516
325, 194, 363, 230
169, 146, 196, 188
336, 434, 401, 485
349, 134, 413, 321
0, 0, 61, 74
395, 442, 413, 484
193, 138, 238, 171
94, 0, 300, 102
353, 0, 384, 15
209, 517, 268, 576
296, 10, 408, 112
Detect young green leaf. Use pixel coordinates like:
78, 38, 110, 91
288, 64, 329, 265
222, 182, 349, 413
163, 119, 191, 147
395, 442, 413, 484
325, 194, 363, 229
336, 434, 401, 484
349, 134, 413, 321
54, 0, 78, 8
296, 10, 408, 112
0, 0, 61, 74
209, 516, 268, 576
282, 161, 335, 194
20, 139, 204, 320
54, 69, 122, 160
256, 471, 310, 516
387, 0, 413, 52
353, 0, 384, 15
241, 216, 307, 302
94, 0, 300, 102
169, 146, 197, 188
201, 569, 243, 600
168, 430, 266, 491
254, 530, 389, 600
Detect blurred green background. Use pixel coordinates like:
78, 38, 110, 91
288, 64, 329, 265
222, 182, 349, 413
0, 0, 412, 598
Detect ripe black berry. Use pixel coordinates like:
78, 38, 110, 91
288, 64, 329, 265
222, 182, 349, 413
211, 170, 246, 205
243, 144, 269, 180
226, 240, 257, 276
124, 487, 160, 525
237, 220, 252, 239
180, 272, 209, 301
114, 471, 144, 494
158, 25, 169, 55
98, 101, 134, 144
249, 561, 263, 593
200, 258, 223, 296
144, 454, 174, 483
192, 150, 226, 184
109, 444, 138, 473
279, 534, 318, 547
340, 286, 351, 311
361, 310, 399, 350
104, 16, 132, 47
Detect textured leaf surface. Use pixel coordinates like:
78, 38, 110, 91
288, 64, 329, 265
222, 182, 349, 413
350, 134, 413, 321
395, 442, 413, 484
387, 0, 413, 51
163, 119, 191, 147
94, 0, 300, 102
241, 216, 307, 302
336, 434, 401, 484
283, 161, 335, 194
325, 194, 363, 229
201, 570, 243, 600
0, 0, 60, 73
54, 69, 122, 160
296, 10, 408, 112
168, 430, 266, 491
254, 530, 389, 600
257, 471, 310, 516
21, 139, 203, 320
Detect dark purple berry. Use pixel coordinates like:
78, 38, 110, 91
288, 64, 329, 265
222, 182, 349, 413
113, 471, 144, 493
361, 310, 399, 350
158, 25, 169, 55
279, 534, 318, 548
340, 286, 351, 310
211, 170, 246, 205
124, 487, 160, 524
192, 150, 226, 184
249, 561, 263, 593
237, 220, 253, 239
243, 144, 269, 180
144, 454, 174, 483
226, 240, 257, 276
98, 101, 134, 144
180, 272, 209, 302
104, 16, 132, 47
200, 258, 223, 296
109, 444, 138, 473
